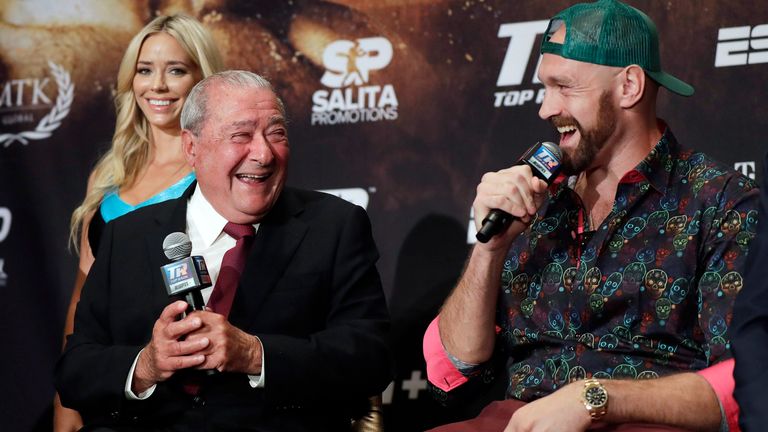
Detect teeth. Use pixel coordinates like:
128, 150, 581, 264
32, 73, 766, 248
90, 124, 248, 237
149, 99, 171, 106
236, 174, 268, 180
557, 125, 577, 134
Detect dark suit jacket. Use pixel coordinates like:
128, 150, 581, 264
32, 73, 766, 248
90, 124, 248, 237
55, 184, 392, 431
733, 153, 768, 431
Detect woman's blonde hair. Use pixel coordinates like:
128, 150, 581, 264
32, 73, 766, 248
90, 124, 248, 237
69, 14, 223, 251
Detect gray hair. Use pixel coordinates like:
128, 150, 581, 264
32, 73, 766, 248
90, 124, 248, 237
181, 70, 286, 136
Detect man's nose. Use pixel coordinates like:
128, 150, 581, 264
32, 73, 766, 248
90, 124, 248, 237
249, 135, 275, 165
537, 89, 557, 120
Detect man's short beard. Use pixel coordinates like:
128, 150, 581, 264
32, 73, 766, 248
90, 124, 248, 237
557, 91, 617, 175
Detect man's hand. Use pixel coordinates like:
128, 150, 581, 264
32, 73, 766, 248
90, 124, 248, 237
132, 301, 209, 394
439, 165, 549, 365
474, 164, 549, 250
505, 381, 592, 432
53, 393, 83, 432
185, 310, 263, 375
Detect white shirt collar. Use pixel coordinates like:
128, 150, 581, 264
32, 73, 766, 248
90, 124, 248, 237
188, 185, 229, 248
188, 185, 261, 248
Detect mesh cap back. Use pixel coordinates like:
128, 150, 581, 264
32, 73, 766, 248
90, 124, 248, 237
540, 0, 694, 96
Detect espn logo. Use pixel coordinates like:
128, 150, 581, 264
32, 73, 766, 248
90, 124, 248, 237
715, 24, 768, 67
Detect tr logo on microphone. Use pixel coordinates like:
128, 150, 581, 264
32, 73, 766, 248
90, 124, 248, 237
165, 262, 189, 280
528, 144, 561, 179
162, 256, 210, 296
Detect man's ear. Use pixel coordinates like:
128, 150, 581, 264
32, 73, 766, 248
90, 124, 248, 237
181, 129, 196, 166
619, 65, 646, 109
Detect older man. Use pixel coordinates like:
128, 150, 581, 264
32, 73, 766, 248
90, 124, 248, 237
55, 70, 391, 431
426, 1, 757, 431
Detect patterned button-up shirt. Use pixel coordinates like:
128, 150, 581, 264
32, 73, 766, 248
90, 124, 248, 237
494, 128, 758, 401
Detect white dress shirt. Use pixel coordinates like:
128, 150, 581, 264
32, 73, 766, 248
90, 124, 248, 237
125, 186, 264, 399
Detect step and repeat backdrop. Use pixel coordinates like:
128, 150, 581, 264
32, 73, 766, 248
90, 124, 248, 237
1, 0, 766, 430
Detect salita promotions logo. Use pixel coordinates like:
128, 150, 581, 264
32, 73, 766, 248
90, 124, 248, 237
0, 61, 74, 148
311, 37, 398, 126
493, 20, 549, 108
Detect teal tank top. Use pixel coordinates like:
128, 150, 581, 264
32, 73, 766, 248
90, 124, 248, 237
100, 171, 195, 223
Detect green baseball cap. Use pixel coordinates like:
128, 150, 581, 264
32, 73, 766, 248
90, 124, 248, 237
540, 0, 694, 96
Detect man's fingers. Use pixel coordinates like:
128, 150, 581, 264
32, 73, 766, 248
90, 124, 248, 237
151, 338, 209, 374
513, 181, 538, 215
531, 177, 549, 193
477, 166, 540, 217
161, 315, 204, 341
167, 337, 210, 357
165, 354, 206, 371
497, 164, 532, 176
157, 300, 189, 325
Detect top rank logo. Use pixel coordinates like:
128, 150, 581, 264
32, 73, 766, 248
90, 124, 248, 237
531, 145, 560, 179
493, 20, 549, 108
0, 61, 74, 148
312, 37, 399, 126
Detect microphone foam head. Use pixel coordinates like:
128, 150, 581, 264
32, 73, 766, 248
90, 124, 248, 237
163, 232, 192, 260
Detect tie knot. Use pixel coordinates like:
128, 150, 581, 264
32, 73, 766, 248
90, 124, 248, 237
224, 222, 255, 240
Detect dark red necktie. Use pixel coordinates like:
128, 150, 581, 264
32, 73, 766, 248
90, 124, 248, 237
182, 223, 254, 396
207, 222, 255, 317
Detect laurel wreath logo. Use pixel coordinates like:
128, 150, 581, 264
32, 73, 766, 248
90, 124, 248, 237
0, 61, 74, 148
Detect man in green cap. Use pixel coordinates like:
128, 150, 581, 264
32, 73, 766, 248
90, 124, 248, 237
425, 1, 755, 430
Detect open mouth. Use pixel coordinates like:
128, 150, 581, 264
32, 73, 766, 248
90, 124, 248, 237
235, 173, 272, 183
148, 99, 174, 107
556, 124, 578, 147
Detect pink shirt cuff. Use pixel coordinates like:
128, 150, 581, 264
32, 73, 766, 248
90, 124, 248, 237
423, 315, 468, 392
424, 313, 739, 431
697, 358, 739, 432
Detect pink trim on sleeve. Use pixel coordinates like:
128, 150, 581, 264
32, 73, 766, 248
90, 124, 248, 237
423, 315, 468, 392
697, 358, 739, 432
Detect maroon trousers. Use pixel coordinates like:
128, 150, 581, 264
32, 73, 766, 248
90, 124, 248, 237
427, 400, 691, 432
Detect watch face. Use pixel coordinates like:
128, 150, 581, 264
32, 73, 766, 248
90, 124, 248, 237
585, 386, 608, 407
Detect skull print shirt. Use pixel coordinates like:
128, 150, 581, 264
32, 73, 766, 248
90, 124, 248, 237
494, 128, 758, 401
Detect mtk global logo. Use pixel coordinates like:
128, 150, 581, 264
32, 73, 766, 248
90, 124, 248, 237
0, 61, 74, 148
494, 20, 549, 108
715, 24, 768, 67
312, 37, 398, 126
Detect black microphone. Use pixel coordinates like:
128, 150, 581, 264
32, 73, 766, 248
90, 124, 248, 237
159, 232, 212, 313
475, 141, 563, 243
160, 233, 218, 376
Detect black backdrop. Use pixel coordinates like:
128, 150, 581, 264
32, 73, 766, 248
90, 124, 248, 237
1, 1, 767, 431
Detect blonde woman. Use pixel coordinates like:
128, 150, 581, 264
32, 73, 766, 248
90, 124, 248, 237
55, 14, 223, 431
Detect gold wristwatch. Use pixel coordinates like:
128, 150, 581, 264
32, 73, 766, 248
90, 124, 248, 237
581, 378, 608, 420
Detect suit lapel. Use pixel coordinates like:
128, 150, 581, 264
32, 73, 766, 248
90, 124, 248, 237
144, 182, 197, 300
229, 189, 308, 329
